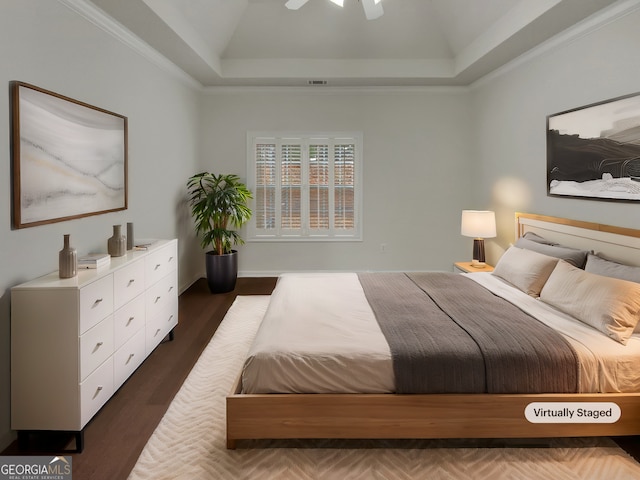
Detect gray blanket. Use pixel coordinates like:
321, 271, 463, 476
358, 272, 579, 394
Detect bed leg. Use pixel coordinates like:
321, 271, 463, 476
226, 437, 237, 450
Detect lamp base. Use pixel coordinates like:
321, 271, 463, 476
472, 238, 486, 266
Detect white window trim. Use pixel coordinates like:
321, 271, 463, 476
247, 131, 363, 242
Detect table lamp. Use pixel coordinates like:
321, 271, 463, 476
461, 210, 496, 267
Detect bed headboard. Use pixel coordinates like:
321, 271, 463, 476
515, 212, 640, 267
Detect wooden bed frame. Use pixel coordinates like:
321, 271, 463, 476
226, 212, 640, 449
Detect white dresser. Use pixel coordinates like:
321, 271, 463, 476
11, 239, 178, 451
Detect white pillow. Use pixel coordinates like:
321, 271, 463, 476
540, 260, 640, 345
492, 246, 559, 297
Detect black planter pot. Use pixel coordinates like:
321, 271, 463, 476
205, 250, 238, 293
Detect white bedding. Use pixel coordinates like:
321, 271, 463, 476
241, 271, 640, 394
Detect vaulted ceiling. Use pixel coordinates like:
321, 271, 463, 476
88, 0, 620, 87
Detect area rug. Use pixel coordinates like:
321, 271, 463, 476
128, 296, 640, 480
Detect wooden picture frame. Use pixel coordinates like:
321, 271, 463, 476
11, 81, 128, 228
547, 91, 640, 202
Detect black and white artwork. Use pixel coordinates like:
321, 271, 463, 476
547, 92, 640, 202
12, 82, 128, 228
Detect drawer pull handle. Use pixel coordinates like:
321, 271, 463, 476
93, 298, 103, 307
96, 342, 103, 347
93, 385, 104, 399
127, 317, 135, 325
168, 286, 174, 293
155, 264, 161, 270
155, 296, 161, 303
128, 279, 135, 286
127, 353, 135, 363
93, 341, 104, 353
168, 314, 174, 322
155, 328, 161, 336
168, 256, 174, 262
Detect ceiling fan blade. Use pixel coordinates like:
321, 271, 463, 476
361, 0, 383, 20
285, 0, 311, 10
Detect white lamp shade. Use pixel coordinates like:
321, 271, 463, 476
461, 210, 496, 238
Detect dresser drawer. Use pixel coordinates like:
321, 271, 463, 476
146, 270, 177, 319
114, 294, 145, 349
145, 296, 178, 354
80, 275, 114, 334
114, 328, 146, 390
80, 357, 114, 428
145, 241, 177, 287
79, 316, 114, 382
114, 258, 145, 310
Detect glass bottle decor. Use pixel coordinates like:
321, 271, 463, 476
59, 234, 77, 279
108, 224, 126, 257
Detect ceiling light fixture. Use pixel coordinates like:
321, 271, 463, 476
285, 0, 383, 20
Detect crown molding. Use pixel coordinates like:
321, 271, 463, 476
57, 0, 201, 89
202, 85, 470, 95
471, 0, 640, 89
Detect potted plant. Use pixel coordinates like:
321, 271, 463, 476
187, 172, 252, 293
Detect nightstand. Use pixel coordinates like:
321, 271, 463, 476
454, 261, 494, 273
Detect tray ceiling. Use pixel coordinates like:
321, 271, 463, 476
87, 0, 622, 87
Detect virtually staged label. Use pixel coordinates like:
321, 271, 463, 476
525, 402, 620, 423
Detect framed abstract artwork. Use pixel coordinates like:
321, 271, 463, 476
11, 81, 128, 228
547, 91, 640, 202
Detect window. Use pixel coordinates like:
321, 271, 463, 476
247, 132, 362, 241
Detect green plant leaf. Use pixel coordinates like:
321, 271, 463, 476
186, 172, 253, 254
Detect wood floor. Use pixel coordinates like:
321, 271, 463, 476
1, 277, 277, 480
3, 276, 640, 479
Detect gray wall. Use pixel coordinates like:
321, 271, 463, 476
471, 7, 640, 264
0, 1, 200, 449
200, 88, 476, 275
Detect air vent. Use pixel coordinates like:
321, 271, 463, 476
308, 80, 328, 85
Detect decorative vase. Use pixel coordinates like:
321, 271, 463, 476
59, 234, 77, 279
108, 224, 126, 257
126, 222, 134, 250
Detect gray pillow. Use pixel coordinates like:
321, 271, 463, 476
522, 231, 558, 245
585, 253, 640, 284
514, 237, 589, 269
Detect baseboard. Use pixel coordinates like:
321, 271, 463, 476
179, 274, 204, 294
238, 271, 282, 278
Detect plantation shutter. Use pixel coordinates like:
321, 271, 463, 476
249, 132, 361, 241
280, 142, 302, 233
254, 141, 276, 231
334, 141, 356, 231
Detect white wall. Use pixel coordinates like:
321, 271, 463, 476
471, 6, 640, 264
200, 88, 476, 275
0, 1, 201, 449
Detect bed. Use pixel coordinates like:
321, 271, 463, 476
226, 212, 640, 449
